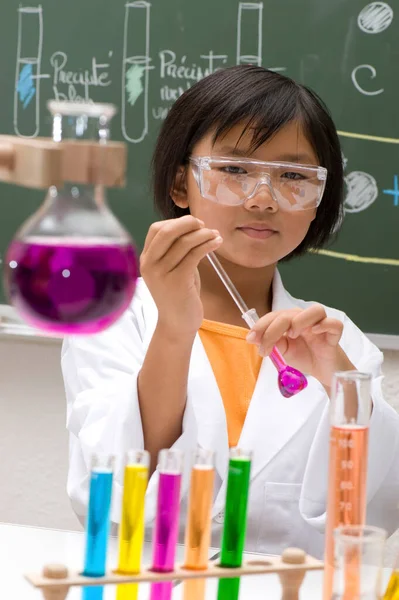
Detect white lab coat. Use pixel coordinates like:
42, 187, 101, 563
62, 272, 399, 559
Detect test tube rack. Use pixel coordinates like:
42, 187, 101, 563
0, 135, 127, 189
25, 548, 324, 600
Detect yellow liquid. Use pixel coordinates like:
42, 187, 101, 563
116, 583, 139, 600
384, 571, 399, 600
117, 464, 148, 573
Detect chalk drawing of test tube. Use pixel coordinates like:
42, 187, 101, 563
14, 5, 43, 138
122, 1, 152, 144
236, 2, 263, 66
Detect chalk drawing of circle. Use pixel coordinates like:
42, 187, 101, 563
358, 2, 394, 34
344, 171, 378, 213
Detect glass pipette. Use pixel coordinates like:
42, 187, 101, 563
207, 251, 307, 398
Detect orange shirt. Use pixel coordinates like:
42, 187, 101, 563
199, 319, 263, 448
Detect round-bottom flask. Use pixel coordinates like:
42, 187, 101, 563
4, 102, 138, 335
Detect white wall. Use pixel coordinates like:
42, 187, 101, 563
378, 350, 399, 565
379, 350, 399, 414
0, 321, 398, 561
0, 329, 80, 531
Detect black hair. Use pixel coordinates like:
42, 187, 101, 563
152, 65, 343, 259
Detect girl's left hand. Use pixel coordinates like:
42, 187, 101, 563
246, 304, 355, 389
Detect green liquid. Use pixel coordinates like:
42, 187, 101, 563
217, 577, 240, 600
220, 457, 251, 567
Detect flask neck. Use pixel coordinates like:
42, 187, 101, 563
51, 111, 111, 196
52, 113, 110, 143
13, 101, 129, 243
50, 183, 105, 209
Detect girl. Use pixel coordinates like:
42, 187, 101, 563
62, 66, 399, 558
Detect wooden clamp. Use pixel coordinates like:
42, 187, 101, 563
0, 135, 127, 189
25, 549, 324, 599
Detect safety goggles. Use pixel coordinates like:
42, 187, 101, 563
189, 156, 327, 211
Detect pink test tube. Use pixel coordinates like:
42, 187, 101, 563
150, 449, 184, 600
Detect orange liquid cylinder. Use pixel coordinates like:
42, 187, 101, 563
184, 464, 215, 569
323, 372, 372, 600
183, 578, 207, 600
183, 450, 215, 600
325, 426, 369, 598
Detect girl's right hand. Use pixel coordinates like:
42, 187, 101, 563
140, 215, 223, 338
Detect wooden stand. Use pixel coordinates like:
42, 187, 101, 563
278, 548, 308, 600
25, 549, 323, 599
0, 135, 127, 189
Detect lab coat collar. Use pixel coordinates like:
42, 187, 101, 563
271, 268, 300, 312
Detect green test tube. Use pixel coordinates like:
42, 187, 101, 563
217, 448, 252, 600
220, 448, 252, 567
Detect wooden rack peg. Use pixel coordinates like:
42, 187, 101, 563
41, 564, 70, 600
278, 547, 307, 600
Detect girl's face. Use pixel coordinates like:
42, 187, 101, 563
173, 120, 319, 269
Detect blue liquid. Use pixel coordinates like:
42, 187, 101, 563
83, 470, 113, 577
83, 586, 104, 600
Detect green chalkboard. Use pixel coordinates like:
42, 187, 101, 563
1, 0, 398, 335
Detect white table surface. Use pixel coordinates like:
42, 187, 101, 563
0, 522, 392, 599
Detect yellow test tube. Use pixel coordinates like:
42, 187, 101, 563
116, 449, 149, 600
383, 556, 399, 599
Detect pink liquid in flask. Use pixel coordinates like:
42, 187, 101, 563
4, 237, 139, 335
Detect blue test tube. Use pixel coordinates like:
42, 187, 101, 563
82, 453, 115, 577
83, 586, 104, 600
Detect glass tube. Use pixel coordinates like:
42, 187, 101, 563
217, 448, 252, 600
383, 550, 399, 600
150, 449, 184, 600
83, 454, 114, 577
333, 525, 386, 600
183, 449, 215, 600
184, 449, 215, 569
323, 372, 372, 600
183, 578, 207, 600
116, 450, 150, 600
117, 449, 150, 573
220, 448, 252, 567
